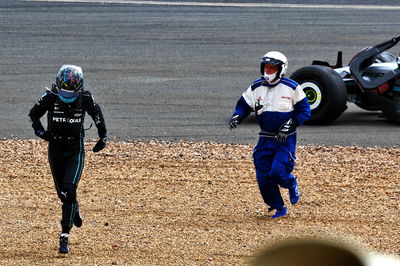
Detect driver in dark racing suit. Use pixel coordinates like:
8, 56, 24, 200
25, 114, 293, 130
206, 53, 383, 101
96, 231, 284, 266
29, 65, 107, 254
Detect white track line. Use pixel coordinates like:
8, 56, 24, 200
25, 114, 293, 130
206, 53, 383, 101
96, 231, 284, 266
21, 0, 400, 10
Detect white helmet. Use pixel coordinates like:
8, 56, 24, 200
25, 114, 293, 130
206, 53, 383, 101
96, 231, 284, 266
260, 51, 288, 82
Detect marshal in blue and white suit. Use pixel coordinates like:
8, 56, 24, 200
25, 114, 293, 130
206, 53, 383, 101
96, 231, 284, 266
230, 51, 311, 218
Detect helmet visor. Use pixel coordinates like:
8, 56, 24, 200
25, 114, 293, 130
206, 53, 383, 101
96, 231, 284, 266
264, 64, 279, 74
261, 56, 284, 66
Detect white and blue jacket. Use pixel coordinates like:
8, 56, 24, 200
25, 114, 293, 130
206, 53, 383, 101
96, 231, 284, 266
233, 77, 310, 150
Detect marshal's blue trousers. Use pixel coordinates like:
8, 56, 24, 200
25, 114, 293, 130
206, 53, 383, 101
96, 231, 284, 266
252, 137, 297, 210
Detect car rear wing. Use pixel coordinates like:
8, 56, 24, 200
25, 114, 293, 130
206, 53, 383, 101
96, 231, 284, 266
349, 36, 400, 89
312, 51, 343, 69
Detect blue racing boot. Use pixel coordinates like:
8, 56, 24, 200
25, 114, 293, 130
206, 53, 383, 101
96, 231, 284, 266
271, 207, 287, 218
289, 178, 300, 205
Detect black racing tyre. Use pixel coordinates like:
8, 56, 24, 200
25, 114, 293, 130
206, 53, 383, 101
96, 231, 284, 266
290, 65, 348, 124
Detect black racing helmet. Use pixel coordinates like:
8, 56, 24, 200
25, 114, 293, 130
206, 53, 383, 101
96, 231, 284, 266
56, 65, 84, 92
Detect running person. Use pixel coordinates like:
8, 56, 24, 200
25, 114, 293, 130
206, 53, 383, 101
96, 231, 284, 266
229, 51, 310, 218
29, 65, 107, 253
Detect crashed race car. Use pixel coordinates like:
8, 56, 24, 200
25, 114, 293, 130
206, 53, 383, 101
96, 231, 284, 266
290, 36, 400, 124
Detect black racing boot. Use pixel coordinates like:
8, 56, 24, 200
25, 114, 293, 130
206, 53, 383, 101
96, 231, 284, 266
74, 209, 83, 228
59, 234, 69, 254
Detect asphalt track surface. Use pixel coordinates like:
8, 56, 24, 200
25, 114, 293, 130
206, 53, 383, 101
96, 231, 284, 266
1, 0, 399, 147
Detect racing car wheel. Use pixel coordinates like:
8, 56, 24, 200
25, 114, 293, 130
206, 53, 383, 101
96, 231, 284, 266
290, 65, 347, 124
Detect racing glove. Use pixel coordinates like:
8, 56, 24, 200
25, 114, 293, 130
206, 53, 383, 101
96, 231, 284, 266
276, 118, 297, 143
229, 115, 241, 130
93, 137, 107, 152
255, 99, 264, 116
35, 130, 55, 142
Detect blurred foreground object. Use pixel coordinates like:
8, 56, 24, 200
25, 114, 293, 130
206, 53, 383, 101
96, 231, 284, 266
252, 238, 400, 266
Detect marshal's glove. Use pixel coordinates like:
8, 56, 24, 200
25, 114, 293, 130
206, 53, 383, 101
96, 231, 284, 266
276, 119, 296, 143
35, 130, 56, 142
229, 115, 241, 130
255, 99, 264, 116
93, 137, 107, 152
